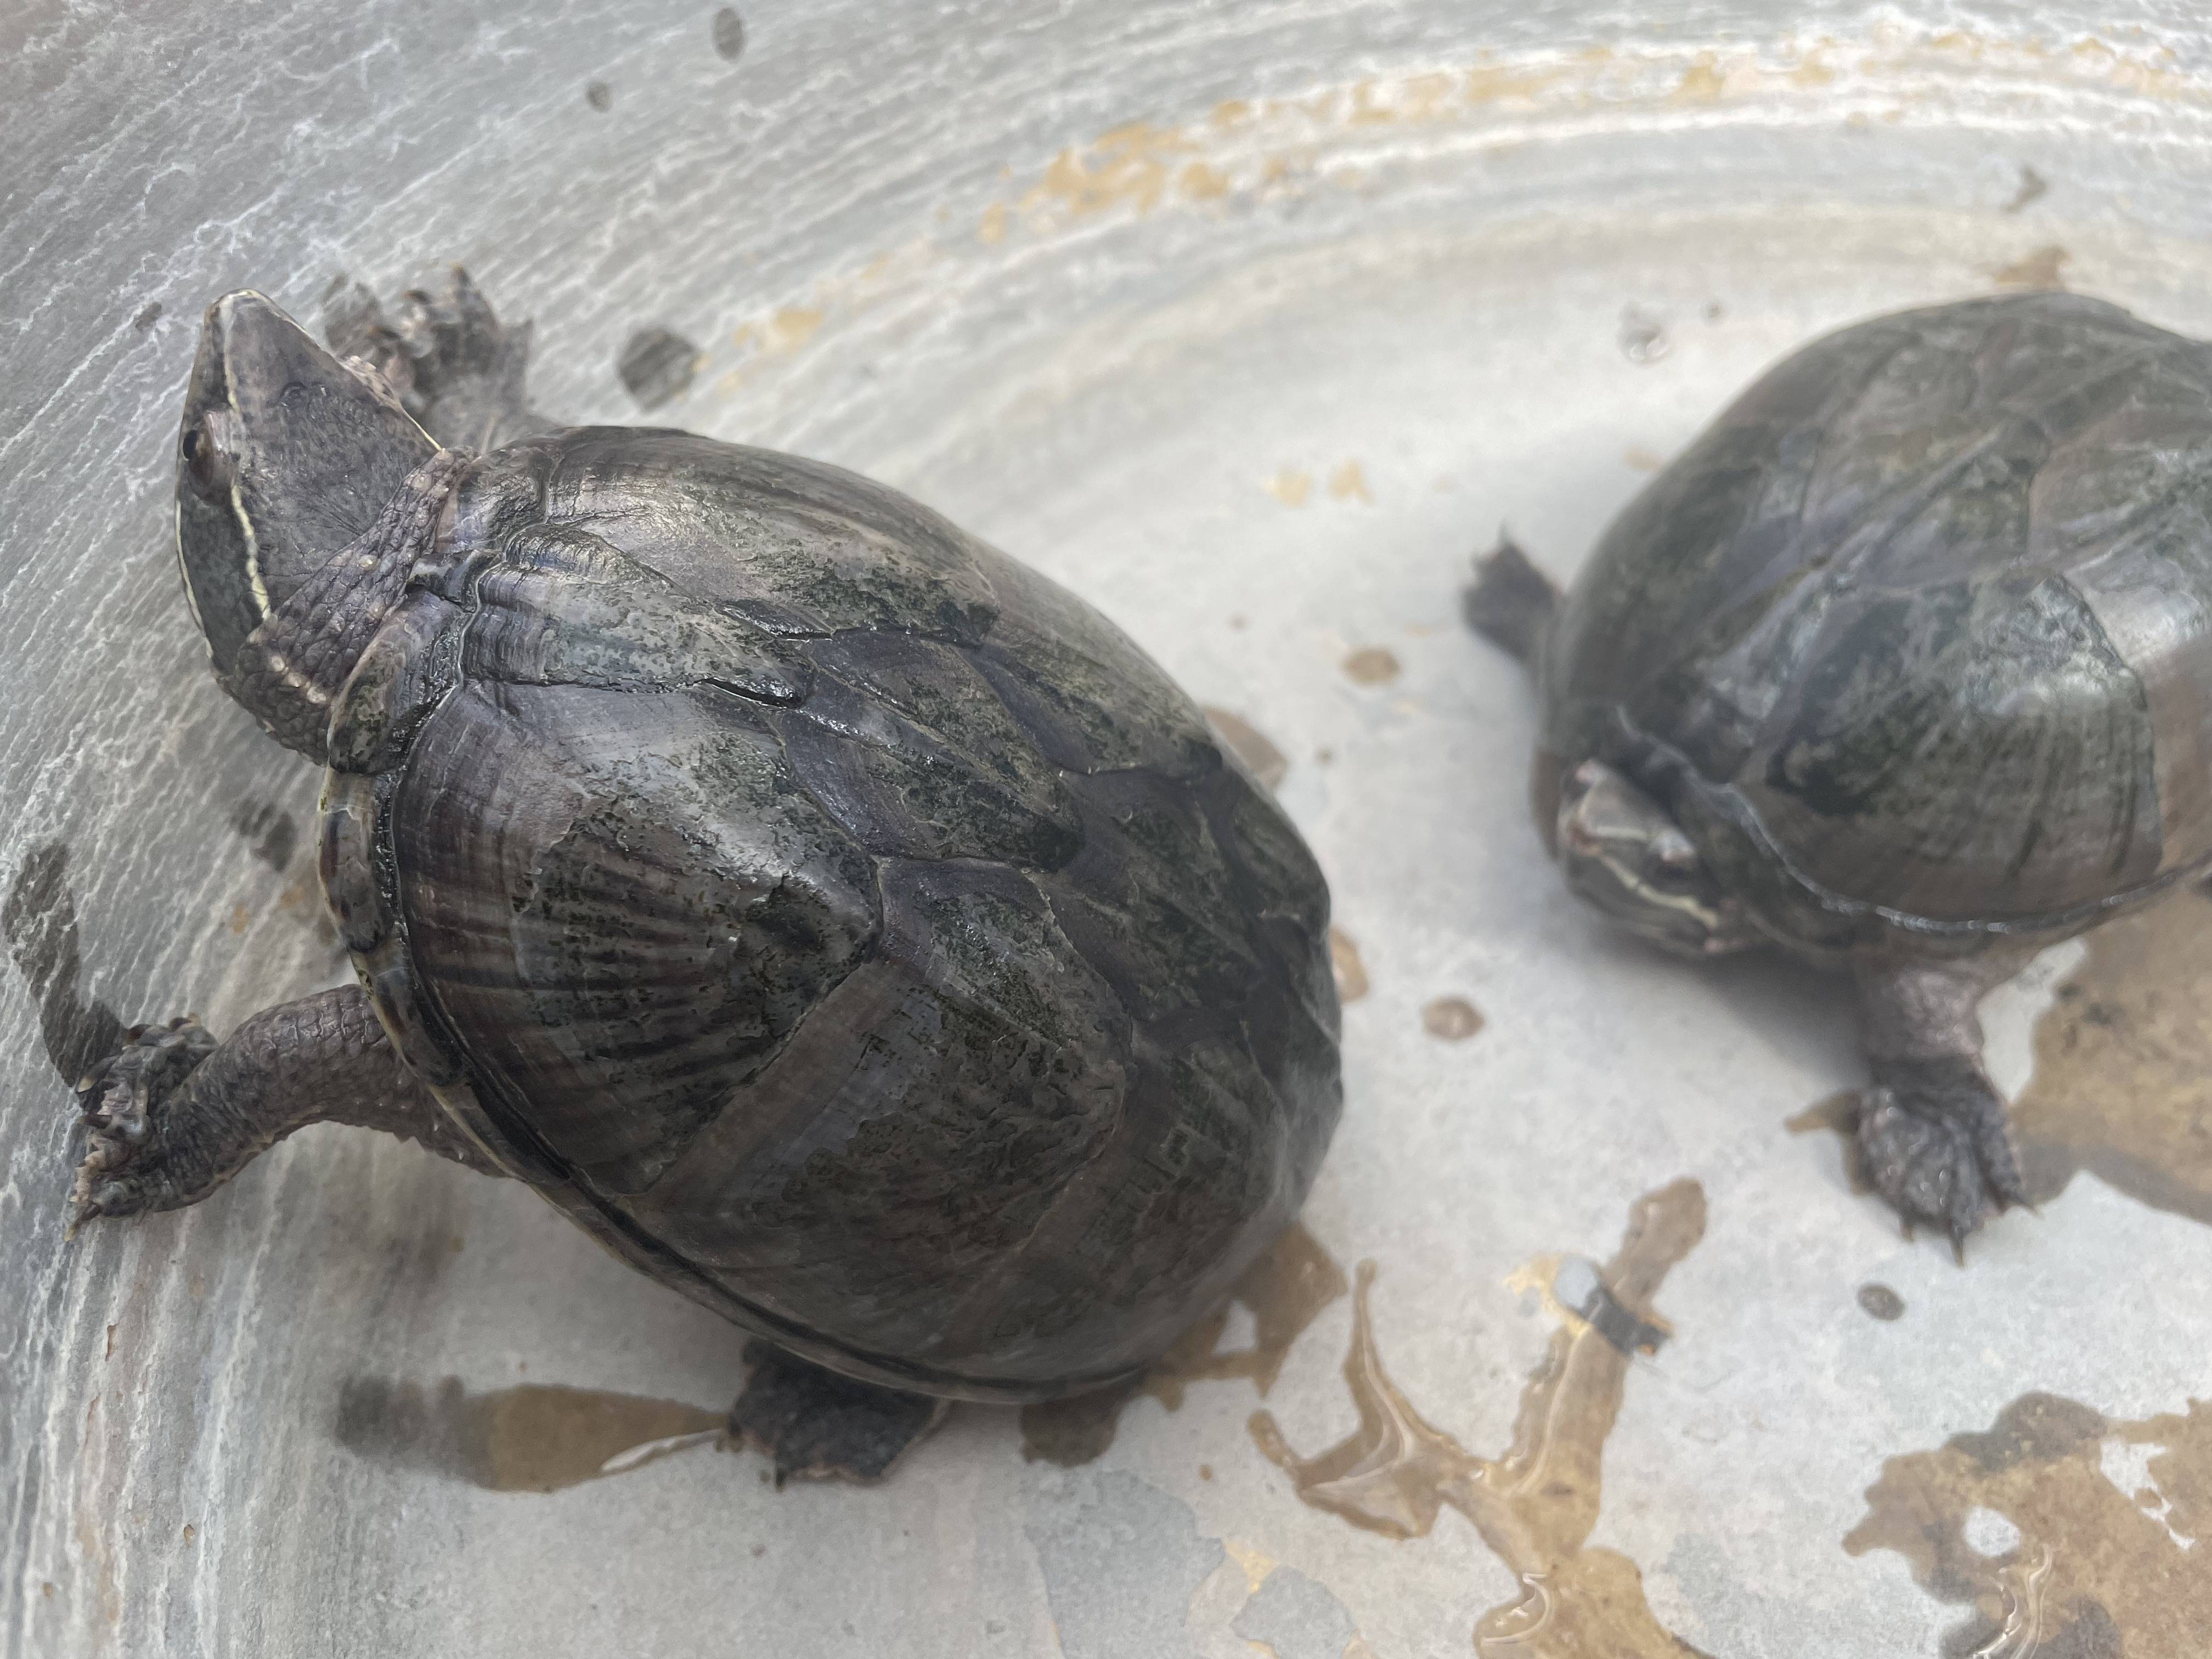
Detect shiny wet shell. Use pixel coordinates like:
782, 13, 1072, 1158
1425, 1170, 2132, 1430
320, 427, 1341, 1402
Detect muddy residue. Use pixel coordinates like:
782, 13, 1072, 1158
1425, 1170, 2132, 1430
1328, 461, 1373, 504
1846, 1390, 2211, 1656
1328, 927, 1369, 1003
1020, 1222, 1347, 1466
1422, 995, 1484, 1041
1341, 646, 1401, 687
1993, 245, 2069, 289
4, 840, 128, 1085
1203, 707, 1289, 792
2012, 900, 2212, 1227
1249, 1180, 1712, 1657
335, 1377, 723, 1492
584, 80, 612, 112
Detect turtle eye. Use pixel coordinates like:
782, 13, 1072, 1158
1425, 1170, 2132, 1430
180, 421, 228, 500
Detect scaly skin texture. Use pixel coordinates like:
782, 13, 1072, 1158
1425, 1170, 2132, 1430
71, 986, 502, 1231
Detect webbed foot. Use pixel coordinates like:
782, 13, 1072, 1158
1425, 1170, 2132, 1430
1856, 1056, 2029, 1255
729, 1342, 949, 1486
322, 266, 548, 450
69, 1016, 217, 1233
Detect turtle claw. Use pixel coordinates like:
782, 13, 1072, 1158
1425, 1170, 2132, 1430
1855, 1072, 2021, 1249
66, 1016, 215, 1235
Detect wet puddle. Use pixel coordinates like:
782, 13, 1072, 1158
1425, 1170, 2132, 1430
1847, 1390, 2211, 1656
2012, 898, 2212, 1227
335, 1377, 724, 1493
1249, 1179, 1711, 1656
1020, 1221, 1348, 1466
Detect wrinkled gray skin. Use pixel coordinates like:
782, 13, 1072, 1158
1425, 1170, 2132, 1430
73, 270, 1341, 1482
1471, 292, 2212, 1251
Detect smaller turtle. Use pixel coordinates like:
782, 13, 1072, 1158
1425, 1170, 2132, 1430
66, 268, 1341, 1481
1470, 291, 2212, 1249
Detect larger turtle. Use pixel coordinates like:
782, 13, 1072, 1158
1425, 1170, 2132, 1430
1470, 291, 2212, 1248
69, 270, 1341, 1480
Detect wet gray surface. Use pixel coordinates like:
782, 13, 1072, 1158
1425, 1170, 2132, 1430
8, 2, 2212, 1655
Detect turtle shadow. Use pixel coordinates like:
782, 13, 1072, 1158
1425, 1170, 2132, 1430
4, 839, 127, 1087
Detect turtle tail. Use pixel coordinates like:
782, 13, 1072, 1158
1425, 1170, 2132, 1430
1463, 533, 1560, 667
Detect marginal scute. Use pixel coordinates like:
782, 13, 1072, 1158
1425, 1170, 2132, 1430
326, 588, 464, 776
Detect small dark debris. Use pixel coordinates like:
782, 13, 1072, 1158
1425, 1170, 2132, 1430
1702, 300, 1724, 323
712, 7, 746, 60
585, 80, 613, 112
2003, 163, 2049, 214
618, 326, 703, 410
1856, 1282, 1906, 1322
1556, 1257, 1671, 1355
132, 302, 163, 332
750, 1542, 766, 1557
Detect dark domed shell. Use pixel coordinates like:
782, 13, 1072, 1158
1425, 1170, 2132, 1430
323, 429, 1340, 1401
1541, 293, 2212, 945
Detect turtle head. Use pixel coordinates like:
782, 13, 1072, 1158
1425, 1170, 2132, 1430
1553, 760, 1757, 958
175, 291, 436, 672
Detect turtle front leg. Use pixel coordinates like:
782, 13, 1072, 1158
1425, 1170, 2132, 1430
1851, 955, 2034, 1254
728, 1342, 949, 1486
69, 984, 503, 1233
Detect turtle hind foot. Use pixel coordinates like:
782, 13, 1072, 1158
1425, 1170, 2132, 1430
1464, 532, 1560, 663
1855, 1056, 2030, 1257
321, 266, 544, 451
728, 1342, 949, 1487
69, 1016, 217, 1234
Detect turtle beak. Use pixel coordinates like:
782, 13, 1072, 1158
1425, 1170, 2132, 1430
1555, 759, 1758, 958
174, 291, 435, 671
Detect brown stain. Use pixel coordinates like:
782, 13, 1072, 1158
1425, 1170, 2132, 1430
1993, 244, 2070, 289
2012, 899, 2212, 1227
1019, 1222, 1347, 1466
1329, 928, 1370, 1004
1341, 647, 1402, 687
1785, 1090, 1875, 1194
1266, 469, 1313, 507
1421, 996, 1484, 1041
1202, 707, 1290, 792
334, 1378, 723, 1493
1328, 461, 1374, 504
1249, 1180, 1712, 1657
1846, 1391, 2212, 1656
